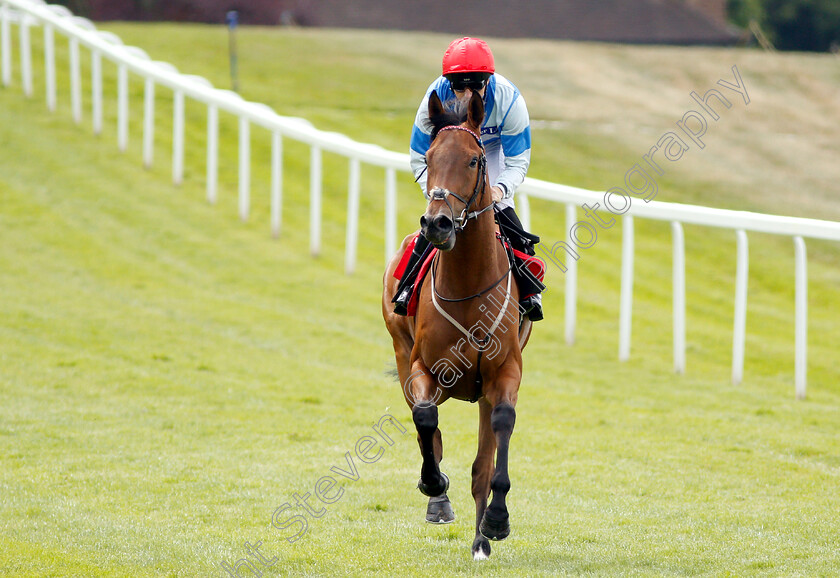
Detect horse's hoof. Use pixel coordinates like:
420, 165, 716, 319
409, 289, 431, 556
471, 537, 491, 560
417, 471, 449, 498
425, 494, 455, 524
479, 506, 510, 541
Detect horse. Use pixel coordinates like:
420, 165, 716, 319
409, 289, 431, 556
382, 89, 533, 560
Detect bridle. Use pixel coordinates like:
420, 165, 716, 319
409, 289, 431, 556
425, 125, 516, 353
427, 125, 495, 233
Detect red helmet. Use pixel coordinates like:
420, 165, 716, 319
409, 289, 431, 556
441, 37, 495, 76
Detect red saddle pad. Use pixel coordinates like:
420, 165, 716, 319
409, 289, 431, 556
393, 234, 438, 317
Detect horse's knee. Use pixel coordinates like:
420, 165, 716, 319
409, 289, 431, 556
412, 402, 438, 434
490, 403, 515, 436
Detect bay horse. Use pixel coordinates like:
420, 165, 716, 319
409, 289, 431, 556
382, 90, 532, 560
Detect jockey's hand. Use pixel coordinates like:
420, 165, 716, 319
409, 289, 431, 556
490, 185, 505, 203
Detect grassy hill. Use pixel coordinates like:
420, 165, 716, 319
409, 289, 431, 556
1, 22, 839, 576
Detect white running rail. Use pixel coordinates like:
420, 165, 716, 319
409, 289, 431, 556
3, 0, 839, 399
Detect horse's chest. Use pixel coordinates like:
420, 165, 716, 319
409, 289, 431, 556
417, 329, 494, 402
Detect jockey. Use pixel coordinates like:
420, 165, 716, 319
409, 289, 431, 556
393, 36, 544, 322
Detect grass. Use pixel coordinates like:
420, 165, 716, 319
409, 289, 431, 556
1, 21, 839, 577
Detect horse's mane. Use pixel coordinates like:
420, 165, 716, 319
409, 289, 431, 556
427, 98, 468, 142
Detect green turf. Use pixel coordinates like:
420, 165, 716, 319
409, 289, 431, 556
2, 22, 839, 577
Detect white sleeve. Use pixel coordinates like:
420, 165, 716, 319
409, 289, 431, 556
410, 89, 435, 198
495, 94, 531, 198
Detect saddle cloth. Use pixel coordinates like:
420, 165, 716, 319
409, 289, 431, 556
501, 235, 546, 299
393, 234, 438, 317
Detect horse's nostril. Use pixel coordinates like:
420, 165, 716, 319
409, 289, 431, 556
420, 216, 428, 229
434, 215, 453, 232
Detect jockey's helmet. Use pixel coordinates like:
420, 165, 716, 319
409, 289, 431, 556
442, 37, 495, 76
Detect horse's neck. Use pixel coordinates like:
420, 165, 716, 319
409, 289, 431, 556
436, 209, 505, 293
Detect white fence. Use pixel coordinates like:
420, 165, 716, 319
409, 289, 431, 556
3, 0, 839, 398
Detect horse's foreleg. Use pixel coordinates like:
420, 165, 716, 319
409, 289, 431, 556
408, 361, 449, 499
412, 402, 449, 498
479, 400, 516, 541
423, 427, 455, 524
471, 397, 495, 560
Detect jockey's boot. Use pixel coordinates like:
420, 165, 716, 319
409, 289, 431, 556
521, 294, 543, 322
496, 206, 545, 322
392, 234, 432, 316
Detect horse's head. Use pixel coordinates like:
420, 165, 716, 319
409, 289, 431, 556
420, 90, 487, 251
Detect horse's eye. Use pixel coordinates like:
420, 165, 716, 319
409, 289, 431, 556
469, 156, 478, 168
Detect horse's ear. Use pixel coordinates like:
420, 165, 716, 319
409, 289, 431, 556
428, 91, 444, 118
467, 90, 485, 130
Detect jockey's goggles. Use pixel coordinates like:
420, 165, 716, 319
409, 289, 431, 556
446, 73, 490, 92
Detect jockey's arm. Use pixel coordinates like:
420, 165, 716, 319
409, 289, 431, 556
494, 94, 531, 201
410, 85, 440, 199
410, 147, 430, 198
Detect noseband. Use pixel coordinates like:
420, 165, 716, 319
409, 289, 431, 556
428, 125, 494, 232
